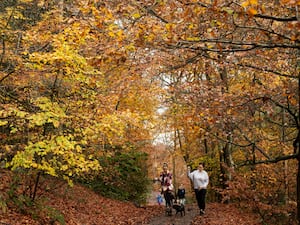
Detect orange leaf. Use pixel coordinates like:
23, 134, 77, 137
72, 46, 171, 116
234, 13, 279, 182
247, 8, 258, 15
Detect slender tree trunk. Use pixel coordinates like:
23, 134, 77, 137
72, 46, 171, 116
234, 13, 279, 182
32, 171, 41, 202
284, 161, 288, 203
250, 143, 256, 189
172, 154, 176, 196
204, 138, 208, 154
297, 70, 300, 223
221, 134, 234, 180
281, 109, 289, 203
297, 157, 300, 223
173, 128, 177, 194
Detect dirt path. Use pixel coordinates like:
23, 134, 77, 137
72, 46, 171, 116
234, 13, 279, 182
145, 203, 198, 225
144, 203, 263, 225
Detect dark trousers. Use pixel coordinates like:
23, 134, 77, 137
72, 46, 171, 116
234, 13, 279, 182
163, 191, 173, 207
194, 189, 207, 211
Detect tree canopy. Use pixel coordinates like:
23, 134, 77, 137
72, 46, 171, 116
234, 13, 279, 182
0, 0, 299, 224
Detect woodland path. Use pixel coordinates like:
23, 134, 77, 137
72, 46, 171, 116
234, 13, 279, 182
146, 190, 198, 224
144, 202, 262, 225
146, 203, 198, 225
145, 183, 262, 225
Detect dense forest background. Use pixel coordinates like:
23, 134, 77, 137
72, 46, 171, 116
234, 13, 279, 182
0, 0, 299, 224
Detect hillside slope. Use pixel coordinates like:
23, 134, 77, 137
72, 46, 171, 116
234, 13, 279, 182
0, 181, 263, 225
0, 170, 160, 225
0, 169, 266, 225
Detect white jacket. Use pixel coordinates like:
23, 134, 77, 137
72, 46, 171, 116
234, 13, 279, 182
188, 170, 209, 189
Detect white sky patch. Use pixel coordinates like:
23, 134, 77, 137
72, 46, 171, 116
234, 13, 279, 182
152, 131, 174, 146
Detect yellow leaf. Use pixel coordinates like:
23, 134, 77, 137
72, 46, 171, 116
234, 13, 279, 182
10, 127, 18, 134
21, 0, 34, 2
241, 1, 249, 7
0, 120, 8, 126
52, 120, 60, 128
249, 0, 258, 5
188, 24, 196, 29
132, 13, 141, 19
108, 31, 115, 37
186, 37, 200, 41
61, 165, 68, 171
165, 23, 174, 31
207, 44, 214, 49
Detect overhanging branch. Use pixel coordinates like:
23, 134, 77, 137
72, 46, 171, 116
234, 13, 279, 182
238, 153, 298, 167
254, 14, 298, 22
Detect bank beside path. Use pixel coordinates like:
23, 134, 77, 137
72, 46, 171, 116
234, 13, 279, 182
0, 172, 263, 225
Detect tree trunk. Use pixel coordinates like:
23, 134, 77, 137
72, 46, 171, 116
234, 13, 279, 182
31, 171, 41, 202
281, 108, 289, 203
220, 142, 234, 188
173, 128, 177, 195
297, 69, 300, 223
297, 156, 300, 223
204, 138, 208, 154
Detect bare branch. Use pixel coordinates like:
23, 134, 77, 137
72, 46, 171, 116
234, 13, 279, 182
254, 14, 298, 22
235, 63, 297, 79
238, 153, 298, 167
0, 70, 15, 83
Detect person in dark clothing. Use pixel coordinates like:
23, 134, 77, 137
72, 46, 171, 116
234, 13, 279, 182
177, 184, 186, 205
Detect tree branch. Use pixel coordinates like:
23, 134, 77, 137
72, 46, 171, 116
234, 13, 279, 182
0, 69, 15, 83
254, 14, 298, 22
144, 6, 168, 24
238, 153, 298, 167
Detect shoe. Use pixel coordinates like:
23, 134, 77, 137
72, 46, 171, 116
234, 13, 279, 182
200, 209, 205, 215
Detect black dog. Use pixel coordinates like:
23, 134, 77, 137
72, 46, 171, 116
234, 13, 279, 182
172, 201, 185, 216
165, 206, 172, 216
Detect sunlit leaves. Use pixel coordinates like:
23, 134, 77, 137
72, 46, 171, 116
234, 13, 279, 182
27, 97, 66, 128
0, 0, 164, 191
8, 136, 100, 186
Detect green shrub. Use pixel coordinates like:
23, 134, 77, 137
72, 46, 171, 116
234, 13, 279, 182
44, 206, 66, 225
84, 149, 151, 205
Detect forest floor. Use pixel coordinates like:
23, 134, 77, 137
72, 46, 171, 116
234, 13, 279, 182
0, 170, 263, 225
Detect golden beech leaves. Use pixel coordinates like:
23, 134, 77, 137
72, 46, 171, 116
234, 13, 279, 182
8, 136, 100, 186
0, 0, 163, 187
27, 97, 66, 128
0, 2, 298, 219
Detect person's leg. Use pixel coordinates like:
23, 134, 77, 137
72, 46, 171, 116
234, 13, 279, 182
179, 198, 185, 205
164, 191, 171, 207
163, 192, 167, 206
199, 189, 207, 212
194, 189, 202, 209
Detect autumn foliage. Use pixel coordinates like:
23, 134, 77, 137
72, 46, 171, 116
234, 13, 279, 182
0, 0, 299, 224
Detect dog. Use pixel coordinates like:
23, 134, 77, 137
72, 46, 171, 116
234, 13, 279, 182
172, 199, 185, 216
165, 206, 172, 216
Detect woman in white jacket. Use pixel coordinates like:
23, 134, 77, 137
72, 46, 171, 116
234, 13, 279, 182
187, 162, 209, 215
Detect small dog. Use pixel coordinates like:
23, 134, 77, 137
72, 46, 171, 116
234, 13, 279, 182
172, 200, 185, 216
165, 206, 172, 216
